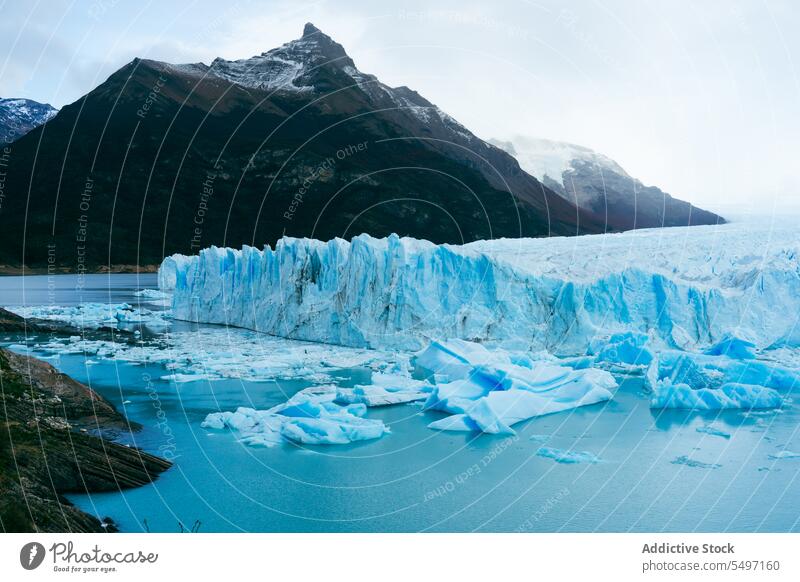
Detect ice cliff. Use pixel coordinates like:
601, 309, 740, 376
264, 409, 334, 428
162, 220, 800, 355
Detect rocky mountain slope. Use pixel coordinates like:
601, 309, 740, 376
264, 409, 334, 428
0, 24, 606, 270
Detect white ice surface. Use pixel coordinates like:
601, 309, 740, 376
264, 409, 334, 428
419, 340, 617, 434
7, 303, 171, 330
162, 219, 800, 357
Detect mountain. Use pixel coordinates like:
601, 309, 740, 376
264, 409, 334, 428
489, 137, 723, 230
0, 23, 609, 270
0, 98, 58, 144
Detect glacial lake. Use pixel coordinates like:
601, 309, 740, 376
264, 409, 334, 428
2, 274, 799, 532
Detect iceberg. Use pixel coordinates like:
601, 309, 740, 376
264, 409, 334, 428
418, 340, 617, 434
646, 349, 797, 409
587, 332, 653, 367
650, 381, 783, 410
536, 447, 601, 464
202, 385, 389, 446
161, 221, 800, 355
703, 334, 757, 360
335, 373, 433, 406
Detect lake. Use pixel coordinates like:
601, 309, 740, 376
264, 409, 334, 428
2, 274, 799, 532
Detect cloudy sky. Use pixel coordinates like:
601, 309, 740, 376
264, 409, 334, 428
2, 0, 798, 213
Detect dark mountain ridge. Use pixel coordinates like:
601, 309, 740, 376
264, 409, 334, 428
1, 24, 610, 269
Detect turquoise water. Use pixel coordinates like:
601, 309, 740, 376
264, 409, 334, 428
2, 274, 799, 532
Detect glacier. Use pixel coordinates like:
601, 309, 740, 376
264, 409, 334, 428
161, 220, 800, 356
159, 219, 800, 417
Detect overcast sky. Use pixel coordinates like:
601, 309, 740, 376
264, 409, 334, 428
2, 0, 798, 213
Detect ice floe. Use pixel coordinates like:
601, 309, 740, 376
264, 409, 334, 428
651, 381, 783, 410
418, 340, 617, 434
671, 456, 721, 469
202, 385, 389, 446
768, 450, 800, 460
16, 327, 410, 384
536, 447, 601, 464
7, 302, 171, 330
696, 425, 731, 439
646, 350, 797, 409
335, 373, 433, 406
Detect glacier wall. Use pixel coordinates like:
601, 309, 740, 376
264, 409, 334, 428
163, 222, 800, 354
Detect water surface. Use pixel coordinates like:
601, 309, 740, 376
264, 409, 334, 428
3, 274, 799, 532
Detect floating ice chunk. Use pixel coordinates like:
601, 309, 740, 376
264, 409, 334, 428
696, 425, 731, 439
336, 374, 433, 407
421, 340, 617, 434
134, 288, 172, 307
647, 349, 798, 409
281, 416, 388, 445
651, 381, 782, 410
135, 288, 172, 300
536, 447, 600, 464
414, 340, 512, 382
161, 373, 211, 383
672, 455, 721, 469
768, 450, 800, 460
703, 334, 756, 360
587, 332, 653, 366
202, 385, 389, 446
651, 351, 799, 392
8, 302, 171, 330
428, 375, 614, 434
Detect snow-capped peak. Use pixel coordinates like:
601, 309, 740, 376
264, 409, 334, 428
490, 136, 628, 186
207, 23, 352, 93
0, 97, 58, 144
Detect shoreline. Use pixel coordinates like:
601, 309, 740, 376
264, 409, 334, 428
0, 264, 159, 276
0, 308, 172, 532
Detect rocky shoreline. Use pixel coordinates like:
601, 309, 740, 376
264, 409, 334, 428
0, 264, 159, 276
0, 308, 171, 532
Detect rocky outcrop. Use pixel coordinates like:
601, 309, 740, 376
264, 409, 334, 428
0, 346, 171, 532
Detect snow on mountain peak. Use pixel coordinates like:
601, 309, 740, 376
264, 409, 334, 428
207, 23, 351, 93
0, 97, 58, 144
490, 136, 627, 186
